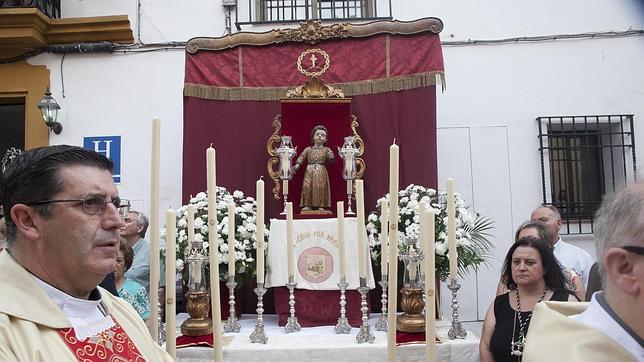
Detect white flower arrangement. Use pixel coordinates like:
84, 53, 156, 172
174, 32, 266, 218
162, 186, 269, 281
366, 184, 493, 280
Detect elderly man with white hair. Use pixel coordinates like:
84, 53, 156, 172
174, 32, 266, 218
523, 183, 644, 361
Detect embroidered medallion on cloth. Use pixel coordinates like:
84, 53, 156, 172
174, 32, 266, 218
57, 320, 144, 362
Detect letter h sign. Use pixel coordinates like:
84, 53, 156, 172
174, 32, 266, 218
83, 136, 122, 183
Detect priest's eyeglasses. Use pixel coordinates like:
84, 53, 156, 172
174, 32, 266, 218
621, 246, 644, 256
26, 197, 131, 217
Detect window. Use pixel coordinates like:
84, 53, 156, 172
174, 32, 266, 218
238, 0, 390, 26
537, 115, 636, 234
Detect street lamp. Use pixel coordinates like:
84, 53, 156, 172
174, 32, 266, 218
37, 87, 62, 135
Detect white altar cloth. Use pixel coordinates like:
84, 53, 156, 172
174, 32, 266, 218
265, 217, 376, 290
175, 313, 479, 362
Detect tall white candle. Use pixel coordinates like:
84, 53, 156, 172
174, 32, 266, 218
206, 146, 223, 362
227, 203, 236, 278
387, 141, 399, 362
149, 117, 160, 342
286, 202, 295, 279
356, 180, 367, 279
187, 204, 200, 285
447, 178, 458, 280
256, 178, 265, 284
380, 201, 389, 277
165, 209, 176, 358
421, 203, 436, 361
337, 201, 346, 279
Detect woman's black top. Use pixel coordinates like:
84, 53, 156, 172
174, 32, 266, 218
489, 289, 569, 362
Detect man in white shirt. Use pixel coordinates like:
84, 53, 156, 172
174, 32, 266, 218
0, 145, 171, 360
524, 182, 644, 361
531, 205, 594, 287
120, 210, 150, 292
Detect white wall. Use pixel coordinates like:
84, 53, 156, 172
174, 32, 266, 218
28, 0, 644, 321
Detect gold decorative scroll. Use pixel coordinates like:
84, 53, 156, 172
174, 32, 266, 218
285, 77, 345, 99
186, 17, 444, 53
266, 115, 283, 200
351, 115, 366, 180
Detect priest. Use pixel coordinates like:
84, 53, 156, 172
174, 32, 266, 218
0, 145, 172, 360
523, 182, 644, 361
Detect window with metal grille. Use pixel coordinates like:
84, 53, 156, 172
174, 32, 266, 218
242, 0, 389, 25
537, 115, 637, 234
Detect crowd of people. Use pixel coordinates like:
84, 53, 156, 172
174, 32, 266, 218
481, 200, 643, 361
0, 144, 642, 361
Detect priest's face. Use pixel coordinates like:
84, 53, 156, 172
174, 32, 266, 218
33, 166, 123, 297
511, 246, 545, 288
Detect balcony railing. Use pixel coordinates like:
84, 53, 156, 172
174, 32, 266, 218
0, 0, 60, 18
235, 0, 392, 29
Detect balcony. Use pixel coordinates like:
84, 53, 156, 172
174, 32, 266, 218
235, 0, 392, 29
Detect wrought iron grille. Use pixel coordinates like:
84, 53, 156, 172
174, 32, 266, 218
0, 0, 60, 18
236, 0, 391, 28
537, 115, 637, 234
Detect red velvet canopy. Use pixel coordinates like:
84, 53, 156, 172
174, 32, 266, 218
183, 19, 445, 219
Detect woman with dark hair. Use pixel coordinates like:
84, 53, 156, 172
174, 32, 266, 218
495, 221, 585, 299
114, 239, 150, 323
480, 236, 578, 361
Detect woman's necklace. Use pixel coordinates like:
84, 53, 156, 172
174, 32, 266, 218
510, 287, 548, 357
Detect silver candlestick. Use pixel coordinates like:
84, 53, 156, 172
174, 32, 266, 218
355, 278, 375, 343
157, 287, 166, 345
375, 276, 388, 331
224, 277, 241, 333
335, 278, 351, 334
447, 278, 467, 339
250, 282, 268, 344
285, 277, 301, 333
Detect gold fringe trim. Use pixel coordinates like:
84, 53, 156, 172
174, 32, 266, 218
184, 71, 445, 101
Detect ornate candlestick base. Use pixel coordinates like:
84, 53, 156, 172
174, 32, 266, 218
375, 277, 388, 331
250, 282, 268, 344
355, 282, 375, 343
346, 193, 355, 215
181, 290, 213, 336
224, 279, 241, 333
285, 280, 301, 333
396, 287, 426, 333
335, 279, 351, 334
447, 278, 467, 339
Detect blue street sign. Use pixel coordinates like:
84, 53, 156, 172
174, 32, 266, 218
83, 136, 122, 183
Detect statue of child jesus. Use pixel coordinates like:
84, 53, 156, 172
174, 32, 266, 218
293, 125, 335, 211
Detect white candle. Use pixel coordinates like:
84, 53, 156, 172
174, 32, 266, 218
256, 178, 265, 284
149, 117, 160, 342
286, 202, 295, 280
380, 201, 389, 277
447, 178, 458, 280
356, 180, 367, 279
187, 204, 200, 285
387, 141, 399, 362
337, 201, 346, 279
206, 146, 223, 362
187, 204, 196, 243
421, 203, 436, 361
165, 209, 176, 358
227, 203, 236, 278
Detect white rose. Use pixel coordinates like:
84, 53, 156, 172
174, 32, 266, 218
195, 234, 204, 242
176, 259, 184, 272
177, 218, 188, 228
435, 241, 448, 255
233, 190, 244, 199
